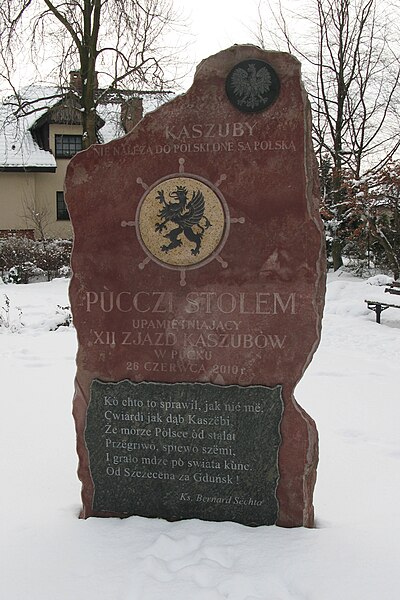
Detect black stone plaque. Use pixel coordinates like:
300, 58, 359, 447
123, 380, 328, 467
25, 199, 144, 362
225, 59, 280, 113
85, 380, 283, 526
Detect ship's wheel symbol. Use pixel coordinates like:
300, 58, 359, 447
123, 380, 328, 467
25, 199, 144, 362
121, 157, 245, 286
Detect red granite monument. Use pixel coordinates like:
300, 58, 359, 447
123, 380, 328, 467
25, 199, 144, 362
66, 45, 325, 527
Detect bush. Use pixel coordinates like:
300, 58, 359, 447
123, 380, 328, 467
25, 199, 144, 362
0, 237, 72, 283
51, 305, 73, 330
0, 294, 23, 331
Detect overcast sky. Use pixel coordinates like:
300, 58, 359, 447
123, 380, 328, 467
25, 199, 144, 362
172, 0, 270, 87
176, 0, 262, 61
3, 0, 289, 94
172, 0, 305, 90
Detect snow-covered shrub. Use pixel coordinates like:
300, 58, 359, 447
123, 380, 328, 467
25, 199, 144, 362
58, 265, 71, 278
366, 274, 393, 286
7, 262, 41, 284
0, 294, 23, 332
50, 305, 73, 330
0, 237, 37, 283
0, 294, 10, 327
0, 237, 72, 283
35, 239, 72, 281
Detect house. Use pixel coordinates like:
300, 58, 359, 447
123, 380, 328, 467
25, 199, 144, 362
0, 73, 146, 239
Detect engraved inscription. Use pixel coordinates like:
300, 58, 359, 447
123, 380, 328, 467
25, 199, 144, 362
164, 122, 257, 140
86, 380, 284, 526
91, 117, 295, 157
83, 289, 296, 378
84, 290, 297, 315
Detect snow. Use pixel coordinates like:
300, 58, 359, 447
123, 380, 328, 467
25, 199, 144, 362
1, 272, 400, 600
363, 275, 400, 307
0, 86, 61, 169
96, 102, 126, 143
0, 108, 57, 169
1, 87, 168, 167
96, 96, 171, 143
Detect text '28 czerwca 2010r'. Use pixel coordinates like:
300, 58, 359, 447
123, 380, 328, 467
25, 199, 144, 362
65, 45, 326, 528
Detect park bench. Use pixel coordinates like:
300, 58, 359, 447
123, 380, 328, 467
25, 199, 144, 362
365, 280, 400, 323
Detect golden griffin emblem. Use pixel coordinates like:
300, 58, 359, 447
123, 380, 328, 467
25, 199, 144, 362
155, 185, 211, 256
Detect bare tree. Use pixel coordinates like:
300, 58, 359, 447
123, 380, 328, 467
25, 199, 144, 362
0, 0, 182, 147
255, 0, 400, 269
21, 195, 53, 241
352, 162, 400, 279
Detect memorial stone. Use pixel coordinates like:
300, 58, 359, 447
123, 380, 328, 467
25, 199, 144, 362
65, 45, 325, 527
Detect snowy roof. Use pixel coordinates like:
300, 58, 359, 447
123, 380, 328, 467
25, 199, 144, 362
0, 85, 169, 169
0, 86, 60, 170
96, 102, 126, 144
96, 93, 168, 143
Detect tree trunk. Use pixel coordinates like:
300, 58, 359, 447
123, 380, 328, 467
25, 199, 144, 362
82, 101, 97, 148
332, 238, 343, 271
369, 220, 400, 280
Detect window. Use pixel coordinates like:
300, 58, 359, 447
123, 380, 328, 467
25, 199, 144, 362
55, 134, 83, 158
56, 191, 70, 221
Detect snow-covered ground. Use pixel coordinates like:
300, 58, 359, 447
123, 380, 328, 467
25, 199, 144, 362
1, 272, 399, 600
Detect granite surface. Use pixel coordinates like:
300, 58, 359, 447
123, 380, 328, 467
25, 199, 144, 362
86, 380, 283, 526
66, 45, 325, 526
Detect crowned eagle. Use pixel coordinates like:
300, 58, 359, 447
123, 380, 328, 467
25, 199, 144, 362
230, 63, 272, 110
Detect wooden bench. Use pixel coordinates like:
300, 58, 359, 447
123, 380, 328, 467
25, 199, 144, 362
365, 280, 400, 323
385, 280, 400, 295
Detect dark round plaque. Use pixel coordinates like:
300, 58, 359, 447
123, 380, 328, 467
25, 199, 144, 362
225, 59, 280, 113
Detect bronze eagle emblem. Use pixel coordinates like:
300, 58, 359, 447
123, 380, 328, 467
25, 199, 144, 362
230, 63, 272, 110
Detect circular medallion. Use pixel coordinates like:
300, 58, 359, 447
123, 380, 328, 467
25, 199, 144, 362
225, 59, 280, 113
136, 175, 228, 269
